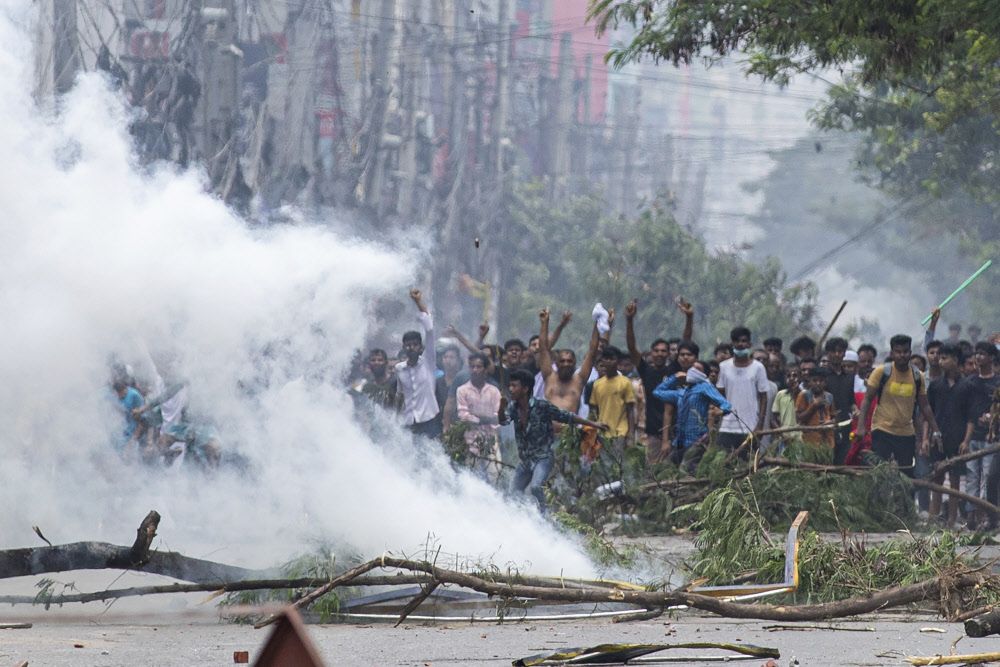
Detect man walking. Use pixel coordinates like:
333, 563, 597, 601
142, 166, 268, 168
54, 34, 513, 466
500, 370, 607, 512
856, 334, 942, 474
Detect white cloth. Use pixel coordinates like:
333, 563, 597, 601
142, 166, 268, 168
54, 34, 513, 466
716, 358, 770, 433
592, 303, 610, 335
395, 311, 440, 424
686, 367, 708, 384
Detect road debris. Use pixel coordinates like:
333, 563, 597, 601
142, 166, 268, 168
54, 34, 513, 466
762, 624, 874, 632
512, 642, 779, 666
906, 652, 1000, 666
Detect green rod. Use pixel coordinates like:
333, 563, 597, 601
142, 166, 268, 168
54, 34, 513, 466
921, 260, 992, 326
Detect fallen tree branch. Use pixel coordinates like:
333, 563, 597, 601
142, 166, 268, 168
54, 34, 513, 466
953, 603, 998, 623
909, 478, 1000, 519
0, 542, 257, 584
931, 443, 1000, 478
760, 457, 867, 476
394, 581, 438, 626
755, 423, 842, 437
759, 457, 1000, 517
264, 556, 995, 625
0, 568, 635, 607
129, 510, 160, 566
0, 575, 440, 606
965, 607, 1000, 637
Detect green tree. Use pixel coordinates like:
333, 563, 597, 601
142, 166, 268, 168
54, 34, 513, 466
588, 0, 1000, 327
501, 182, 819, 349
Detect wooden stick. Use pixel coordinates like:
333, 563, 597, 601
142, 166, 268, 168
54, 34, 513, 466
931, 443, 1000, 478
909, 478, 1000, 518
953, 604, 998, 623
254, 559, 389, 627
907, 652, 1000, 666
817, 300, 848, 351
394, 581, 438, 626
0, 575, 439, 606
760, 456, 1000, 518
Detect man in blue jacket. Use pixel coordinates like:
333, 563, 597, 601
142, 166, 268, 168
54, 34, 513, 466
653, 360, 732, 473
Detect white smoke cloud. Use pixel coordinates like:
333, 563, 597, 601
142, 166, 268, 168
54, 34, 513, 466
0, 3, 592, 576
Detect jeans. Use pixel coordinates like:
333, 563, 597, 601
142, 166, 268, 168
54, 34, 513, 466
510, 455, 554, 513
914, 450, 931, 511
964, 440, 994, 512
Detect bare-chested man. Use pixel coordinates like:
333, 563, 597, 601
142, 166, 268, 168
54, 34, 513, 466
537, 308, 599, 414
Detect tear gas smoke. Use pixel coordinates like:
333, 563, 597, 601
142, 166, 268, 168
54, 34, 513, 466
0, 4, 593, 575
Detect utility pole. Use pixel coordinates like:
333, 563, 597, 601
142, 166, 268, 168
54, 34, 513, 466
52, 0, 81, 95
620, 85, 640, 214
357, 0, 396, 216
550, 32, 573, 200
579, 53, 592, 194
491, 0, 511, 180
396, 0, 424, 219
196, 0, 241, 181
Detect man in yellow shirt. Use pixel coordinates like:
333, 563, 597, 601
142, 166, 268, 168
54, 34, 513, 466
589, 346, 637, 451
857, 334, 942, 474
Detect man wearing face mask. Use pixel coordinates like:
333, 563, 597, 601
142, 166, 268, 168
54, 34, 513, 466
652, 359, 732, 473
715, 326, 770, 453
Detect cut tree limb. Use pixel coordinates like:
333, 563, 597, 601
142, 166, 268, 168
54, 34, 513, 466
394, 581, 439, 626
265, 556, 994, 625
909, 478, 1000, 519
0, 575, 438, 606
760, 457, 1000, 518
931, 444, 1000, 478
965, 608, 1000, 637
129, 510, 160, 566
0, 541, 257, 583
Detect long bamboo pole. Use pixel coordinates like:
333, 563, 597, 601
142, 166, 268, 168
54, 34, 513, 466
921, 260, 992, 325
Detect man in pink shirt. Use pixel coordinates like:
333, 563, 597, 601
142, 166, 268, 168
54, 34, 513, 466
456, 353, 503, 479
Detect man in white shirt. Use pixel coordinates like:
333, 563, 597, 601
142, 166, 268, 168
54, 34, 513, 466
716, 326, 770, 453
395, 288, 441, 438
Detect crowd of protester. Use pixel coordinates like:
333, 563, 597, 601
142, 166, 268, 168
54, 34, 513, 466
344, 290, 1000, 530
108, 358, 221, 471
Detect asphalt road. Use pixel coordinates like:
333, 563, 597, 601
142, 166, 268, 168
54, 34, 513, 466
1, 614, 995, 666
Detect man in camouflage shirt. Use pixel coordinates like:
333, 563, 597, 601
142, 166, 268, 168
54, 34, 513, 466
500, 369, 607, 512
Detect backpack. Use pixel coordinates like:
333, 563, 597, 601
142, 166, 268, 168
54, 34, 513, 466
875, 362, 922, 418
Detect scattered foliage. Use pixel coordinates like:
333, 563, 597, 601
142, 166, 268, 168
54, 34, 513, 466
222, 547, 349, 623
690, 482, 1000, 608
